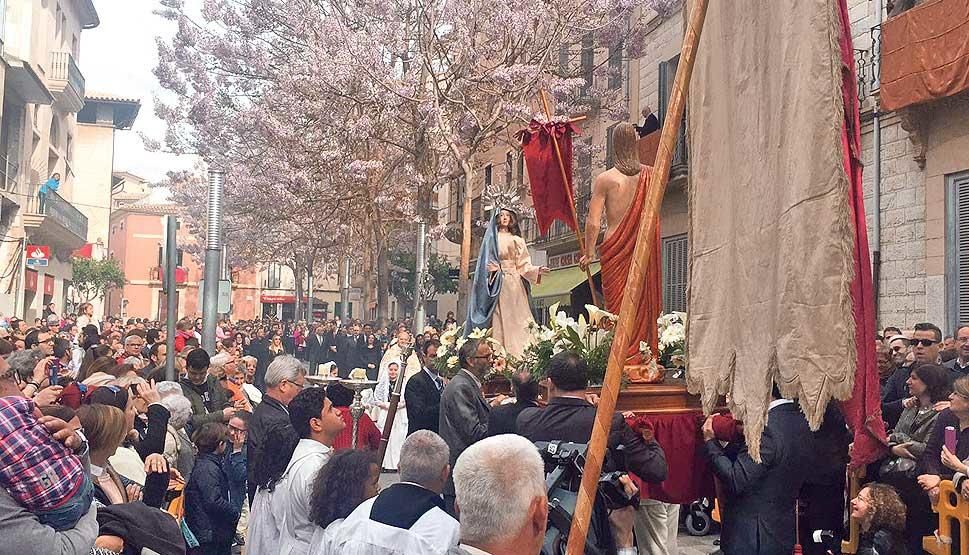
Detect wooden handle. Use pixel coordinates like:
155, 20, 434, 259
564, 1, 710, 552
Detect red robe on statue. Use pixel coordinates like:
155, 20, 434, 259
598, 166, 663, 361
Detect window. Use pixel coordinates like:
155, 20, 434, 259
484, 164, 492, 190
518, 154, 525, 186
608, 44, 623, 90
605, 124, 618, 170
662, 234, 689, 312
947, 171, 969, 332
265, 263, 282, 289
577, 139, 593, 198
505, 152, 513, 186
580, 36, 594, 97
449, 176, 465, 224
49, 116, 60, 149
658, 55, 680, 125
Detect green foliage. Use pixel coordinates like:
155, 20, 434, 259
388, 249, 457, 306
71, 257, 125, 304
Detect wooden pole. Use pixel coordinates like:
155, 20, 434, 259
537, 90, 601, 308
377, 343, 414, 465
564, 0, 709, 552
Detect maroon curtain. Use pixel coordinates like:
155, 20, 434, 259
837, 0, 889, 469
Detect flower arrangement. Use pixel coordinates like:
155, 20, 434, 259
656, 311, 687, 369
434, 326, 508, 378
514, 303, 618, 385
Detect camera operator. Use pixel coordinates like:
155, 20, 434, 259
517, 351, 668, 552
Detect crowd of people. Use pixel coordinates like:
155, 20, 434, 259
5, 301, 968, 554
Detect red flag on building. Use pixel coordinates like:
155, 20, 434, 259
517, 120, 579, 236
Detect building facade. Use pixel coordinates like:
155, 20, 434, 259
0, 0, 98, 320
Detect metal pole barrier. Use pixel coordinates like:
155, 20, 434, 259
164, 215, 178, 381
202, 169, 225, 353
413, 221, 427, 332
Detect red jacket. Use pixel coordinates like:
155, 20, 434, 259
332, 406, 381, 452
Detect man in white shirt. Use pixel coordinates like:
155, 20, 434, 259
326, 430, 459, 553
247, 386, 345, 555
448, 434, 547, 555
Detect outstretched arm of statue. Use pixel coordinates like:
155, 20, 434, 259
580, 175, 608, 272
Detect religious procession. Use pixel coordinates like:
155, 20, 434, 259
0, 0, 966, 553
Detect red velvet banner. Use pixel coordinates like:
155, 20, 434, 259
517, 120, 579, 236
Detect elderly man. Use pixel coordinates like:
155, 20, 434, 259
439, 338, 506, 515
117, 333, 146, 365
246, 355, 305, 503
946, 325, 969, 378
326, 430, 459, 553
448, 434, 547, 555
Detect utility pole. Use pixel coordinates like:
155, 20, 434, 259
202, 169, 224, 353
163, 215, 178, 381
306, 264, 314, 323
340, 256, 351, 322
413, 220, 427, 332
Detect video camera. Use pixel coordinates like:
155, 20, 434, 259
535, 441, 640, 555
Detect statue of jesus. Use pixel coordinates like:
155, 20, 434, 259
579, 122, 663, 361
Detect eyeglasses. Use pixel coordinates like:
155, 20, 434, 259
911, 339, 938, 347
470, 353, 495, 361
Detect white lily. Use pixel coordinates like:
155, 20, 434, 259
585, 304, 617, 327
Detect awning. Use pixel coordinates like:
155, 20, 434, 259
2, 55, 53, 105
531, 263, 600, 304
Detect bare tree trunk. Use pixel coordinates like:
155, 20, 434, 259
457, 162, 474, 318
292, 257, 303, 323
376, 233, 390, 327
306, 256, 315, 323
361, 223, 375, 323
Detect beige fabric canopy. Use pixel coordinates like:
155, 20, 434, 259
685, 0, 857, 460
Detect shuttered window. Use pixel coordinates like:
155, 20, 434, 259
662, 234, 688, 312
952, 172, 969, 328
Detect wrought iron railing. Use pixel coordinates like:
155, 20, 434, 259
25, 184, 89, 240
855, 25, 882, 104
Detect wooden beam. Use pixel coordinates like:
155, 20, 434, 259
564, 0, 710, 552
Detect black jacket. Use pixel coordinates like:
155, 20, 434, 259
704, 401, 812, 555
249, 339, 272, 391
360, 343, 382, 381
246, 394, 298, 502
488, 400, 539, 437
97, 501, 185, 555
305, 334, 327, 374
439, 371, 490, 496
881, 364, 913, 428
405, 368, 443, 435
517, 397, 668, 483
185, 453, 240, 546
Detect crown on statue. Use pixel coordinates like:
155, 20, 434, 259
482, 180, 535, 219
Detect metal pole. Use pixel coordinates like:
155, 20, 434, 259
15, 235, 26, 318
164, 215, 178, 381
341, 256, 351, 321
202, 169, 225, 353
413, 221, 427, 332
871, 1, 883, 325
306, 265, 314, 323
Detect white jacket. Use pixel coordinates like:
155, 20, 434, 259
312, 483, 459, 554
248, 439, 333, 555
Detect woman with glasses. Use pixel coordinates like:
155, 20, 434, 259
850, 483, 908, 555
918, 377, 969, 512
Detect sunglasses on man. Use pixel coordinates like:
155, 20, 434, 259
910, 338, 938, 347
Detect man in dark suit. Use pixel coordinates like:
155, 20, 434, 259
701, 384, 813, 555
406, 339, 444, 435
517, 351, 667, 483
488, 370, 540, 436
439, 338, 504, 515
304, 323, 327, 375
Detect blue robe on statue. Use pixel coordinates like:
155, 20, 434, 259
465, 213, 503, 336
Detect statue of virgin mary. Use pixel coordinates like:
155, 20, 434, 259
465, 208, 549, 359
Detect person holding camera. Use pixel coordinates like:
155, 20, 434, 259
517, 351, 668, 553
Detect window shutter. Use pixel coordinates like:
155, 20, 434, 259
662, 234, 689, 313
957, 174, 969, 325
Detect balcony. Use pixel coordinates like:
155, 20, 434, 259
148, 266, 188, 285
880, 0, 969, 112
23, 185, 89, 252
47, 52, 85, 112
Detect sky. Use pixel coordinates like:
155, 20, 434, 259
77, 0, 198, 183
